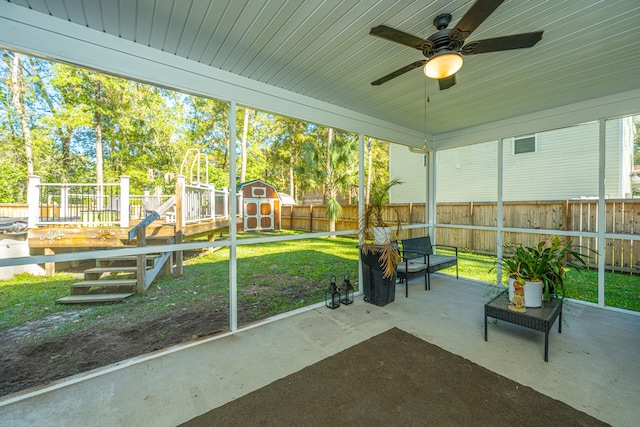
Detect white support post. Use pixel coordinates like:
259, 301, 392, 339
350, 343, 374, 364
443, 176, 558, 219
27, 175, 41, 228
60, 185, 69, 222
229, 101, 238, 333
358, 134, 365, 290
96, 183, 104, 211
209, 185, 215, 220
597, 119, 606, 308
496, 138, 505, 285
175, 175, 185, 277
178, 176, 186, 229
427, 152, 436, 240
223, 186, 229, 218
120, 176, 130, 228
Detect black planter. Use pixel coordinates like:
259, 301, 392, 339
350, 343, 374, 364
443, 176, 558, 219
360, 249, 397, 306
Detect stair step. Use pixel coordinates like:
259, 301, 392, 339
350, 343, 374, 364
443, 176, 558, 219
55, 293, 134, 304
95, 256, 157, 268
85, 266, 139, 274
71, 279, 137, 288
105, 255, 159, 261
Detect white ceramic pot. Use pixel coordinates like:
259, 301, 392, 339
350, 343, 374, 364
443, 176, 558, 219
508, 277, 543, 308
372, 227, 390, 244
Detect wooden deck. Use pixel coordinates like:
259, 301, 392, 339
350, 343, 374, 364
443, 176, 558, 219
27, 217, 234, 249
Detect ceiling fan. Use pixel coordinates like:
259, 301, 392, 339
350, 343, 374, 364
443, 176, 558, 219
369, 0, 543, 90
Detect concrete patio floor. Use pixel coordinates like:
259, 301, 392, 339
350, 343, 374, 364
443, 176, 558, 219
1, 275, 639, 427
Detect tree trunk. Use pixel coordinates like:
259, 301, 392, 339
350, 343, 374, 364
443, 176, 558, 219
327, 128, 336, 234
93, 79, 104, 210
289, 123, 297, 199
289, 155, 295, 198
95, 115, 103, 185
366, 138, 373, 205
28, 57, 71, 179
10, 53, 34, 176
240, 108, 249, 182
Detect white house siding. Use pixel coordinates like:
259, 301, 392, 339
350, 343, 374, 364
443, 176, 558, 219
503, 122, 596, 201
388, 145, 427, 203
619, 116, 636, 198
436, 140, 499, 202
390, 119, 629, 204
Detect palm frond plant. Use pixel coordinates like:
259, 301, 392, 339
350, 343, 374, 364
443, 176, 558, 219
359, 178, 403, 278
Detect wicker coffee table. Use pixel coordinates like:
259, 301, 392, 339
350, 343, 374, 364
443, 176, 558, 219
484, 291, 563, 362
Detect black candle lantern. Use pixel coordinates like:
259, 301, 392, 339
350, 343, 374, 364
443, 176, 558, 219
340, 274, 354, 305
325, 276, 340, 309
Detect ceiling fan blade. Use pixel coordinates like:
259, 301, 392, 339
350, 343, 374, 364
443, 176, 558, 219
450, 0, 505, 41
370, 25, 433, 50
438, 74, 457, 90
371, 60, 426, 85
462, 31, 543, 54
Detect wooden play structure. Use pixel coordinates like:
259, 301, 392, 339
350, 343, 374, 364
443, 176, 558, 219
26, 149, 242, 304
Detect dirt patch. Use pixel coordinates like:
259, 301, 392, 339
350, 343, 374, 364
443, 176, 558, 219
0, 303, 236, 397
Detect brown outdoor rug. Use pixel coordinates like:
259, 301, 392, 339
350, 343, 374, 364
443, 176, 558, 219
181, 327, 608, 427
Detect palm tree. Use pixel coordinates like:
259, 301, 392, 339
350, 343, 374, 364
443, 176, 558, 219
302, 127, 357, 234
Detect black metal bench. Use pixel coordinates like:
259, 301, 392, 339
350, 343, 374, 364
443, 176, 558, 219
396, 236, 458, 296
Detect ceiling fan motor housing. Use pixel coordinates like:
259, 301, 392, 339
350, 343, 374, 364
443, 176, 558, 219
433, 13, 452, 30
424, 14, 463, 57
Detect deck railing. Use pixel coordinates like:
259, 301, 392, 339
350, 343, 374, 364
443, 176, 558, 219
129, 194, 174, 220
32, 180, 123, 227
27, 175, 242, 228
184, 183, 242, 223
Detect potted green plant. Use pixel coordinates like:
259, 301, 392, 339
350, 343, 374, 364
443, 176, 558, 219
496, 236, 592, 307
358, 178, 403, 306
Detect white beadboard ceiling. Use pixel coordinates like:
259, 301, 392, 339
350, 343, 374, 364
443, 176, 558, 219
3, 0, 640, 142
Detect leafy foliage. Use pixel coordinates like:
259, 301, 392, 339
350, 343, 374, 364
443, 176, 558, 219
301, 127, 358, 228
0, 49, 387, 204
496, 236, 593, 299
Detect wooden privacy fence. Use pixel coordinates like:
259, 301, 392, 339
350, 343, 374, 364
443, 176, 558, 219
0, 204, 28, 219
282, 199, 640, 273
281, 204, 427, 239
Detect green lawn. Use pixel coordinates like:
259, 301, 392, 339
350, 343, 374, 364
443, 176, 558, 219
0, 234, 360, 335
1, 235, 637, 337
436, 248, 639, 312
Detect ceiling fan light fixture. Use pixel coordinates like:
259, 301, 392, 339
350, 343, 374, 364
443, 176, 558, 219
423, 51, 463, 79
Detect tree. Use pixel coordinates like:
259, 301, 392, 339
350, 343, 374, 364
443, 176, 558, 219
302, 126, 358, 233
364, 138, 391, 205
8, 53, 34, 176
240, 108, 251, 183
256, 114, 307, 199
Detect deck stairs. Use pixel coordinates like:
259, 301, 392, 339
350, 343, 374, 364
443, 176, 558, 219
56, 252, 171, 304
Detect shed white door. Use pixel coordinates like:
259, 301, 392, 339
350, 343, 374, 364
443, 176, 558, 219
244, 198, 274, 231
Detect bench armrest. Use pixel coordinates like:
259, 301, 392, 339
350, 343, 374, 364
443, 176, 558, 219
431, 244, 458, 256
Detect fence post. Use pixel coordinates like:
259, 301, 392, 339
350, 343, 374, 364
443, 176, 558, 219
175, 175, 185, 277
120, 176, 130, 228
469, 201, 475, 252
309, 205, 313, 232
223, 186, 229, 218
209, 185, 215, 220
136, 225, 147, 294
60, 185, 69, 222
27, 175, 41, 228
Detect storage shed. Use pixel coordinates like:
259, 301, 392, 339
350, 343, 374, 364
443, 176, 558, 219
237, 180, 282, 232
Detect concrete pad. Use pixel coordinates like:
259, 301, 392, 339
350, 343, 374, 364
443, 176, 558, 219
1, 275, 638, 427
